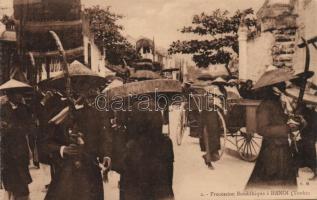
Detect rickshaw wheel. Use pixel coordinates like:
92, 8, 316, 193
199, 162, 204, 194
176, 105, 186, 146
235, 128, 262, 162
216, 110, 227, 158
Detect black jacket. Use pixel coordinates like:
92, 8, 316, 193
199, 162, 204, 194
40, 105, 112, 200
1, 102, 33, 195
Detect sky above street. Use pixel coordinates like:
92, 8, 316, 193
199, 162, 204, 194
82, 0, 265, 48
1, 0, 265, 48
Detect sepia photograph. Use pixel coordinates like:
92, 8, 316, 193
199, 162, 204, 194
0, 0, 317, 199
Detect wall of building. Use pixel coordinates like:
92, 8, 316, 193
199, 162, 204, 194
248, 32, 276, 81
240, 0, 317, 84
293, 0, 317, 84
40, 57, 62, 80
0, 22, 18, 83
239, 29, 275, 81
83, 35, 112, 77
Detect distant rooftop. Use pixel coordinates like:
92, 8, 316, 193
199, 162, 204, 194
0, 22, 16, 42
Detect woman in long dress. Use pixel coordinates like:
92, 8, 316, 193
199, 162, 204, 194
246, 83, 298, 189
120, 100, 175, 200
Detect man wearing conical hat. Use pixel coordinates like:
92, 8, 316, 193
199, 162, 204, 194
0, 79, 33, 200
38, 61, 112, 200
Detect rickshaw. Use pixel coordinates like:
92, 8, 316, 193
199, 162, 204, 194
176, 83, 263, 162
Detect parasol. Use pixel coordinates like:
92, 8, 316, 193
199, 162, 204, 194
105, 79, 182, 100
197, 73, 215, 81
102, 79, 124, 93
133, 61, 154, 71
252, 68, 296, 90
0, 79, 32, 92
130, 70, 161, 81
105, 75, 123, 83
294, 71, 314, 80
290, 71, 315, 87
212, 77, 228, 86
39, 60, 106, 91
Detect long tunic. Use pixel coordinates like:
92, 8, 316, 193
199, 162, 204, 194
39, 105, 112, 200
200, 110, 221, 156
120, 102, 174, 200
1, 102, 32, 196
292, 104, 317, 172
36, 94, 67, 165
246, 100, 297, 189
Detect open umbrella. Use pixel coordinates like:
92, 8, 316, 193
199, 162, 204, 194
130, 70, 161, 81
105, 79, 182, 101
197, 73, 215, 81
0, 79, 32, 92
252, 68, 296, 90
133, 61, 154, 71
290, 71, 315, 87
294, 71, 314, 80
105, 75, 123, 83
212, 77, 228, 86
39, 60, 106, 91
102, 79, 124, 93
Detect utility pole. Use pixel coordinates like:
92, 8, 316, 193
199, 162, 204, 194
152, 36, 155, 62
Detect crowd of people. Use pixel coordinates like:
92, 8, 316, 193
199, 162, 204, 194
183, 66, 317, 186
0, 62, 316, 200
0, 60, 175, 200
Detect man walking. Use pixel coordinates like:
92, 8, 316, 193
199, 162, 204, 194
0, 79, 34, 200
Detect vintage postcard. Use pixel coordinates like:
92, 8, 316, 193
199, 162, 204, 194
0, 0, 316, 199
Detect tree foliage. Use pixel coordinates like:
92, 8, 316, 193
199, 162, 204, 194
168, 8, 256, 68
83, 6, 140, 65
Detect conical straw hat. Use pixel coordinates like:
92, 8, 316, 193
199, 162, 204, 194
253, 67, 296, 90
0, 79, 32, 91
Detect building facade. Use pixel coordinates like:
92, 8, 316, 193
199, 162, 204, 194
239, 0, 317, 84
0, 22, 17, 83
13, 0, 84, 83
82, 14, 116, 77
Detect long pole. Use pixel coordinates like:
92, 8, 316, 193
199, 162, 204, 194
152, 36, 155, 62
49, 31, 71, 98
296, 37, 310, 109
49, 30, 85, 169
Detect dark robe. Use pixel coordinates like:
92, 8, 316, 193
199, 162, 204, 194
0, 102, 32, 197
39, 105, 112, 200
292, 104, 317, 172
199, 89, 222, 157
200, 110, 221, 158
120, 102, 174, 200
185, 87, 203, 138
36, 94, 67, 165
246, 100, 297, 189
110, 110, 127, 174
